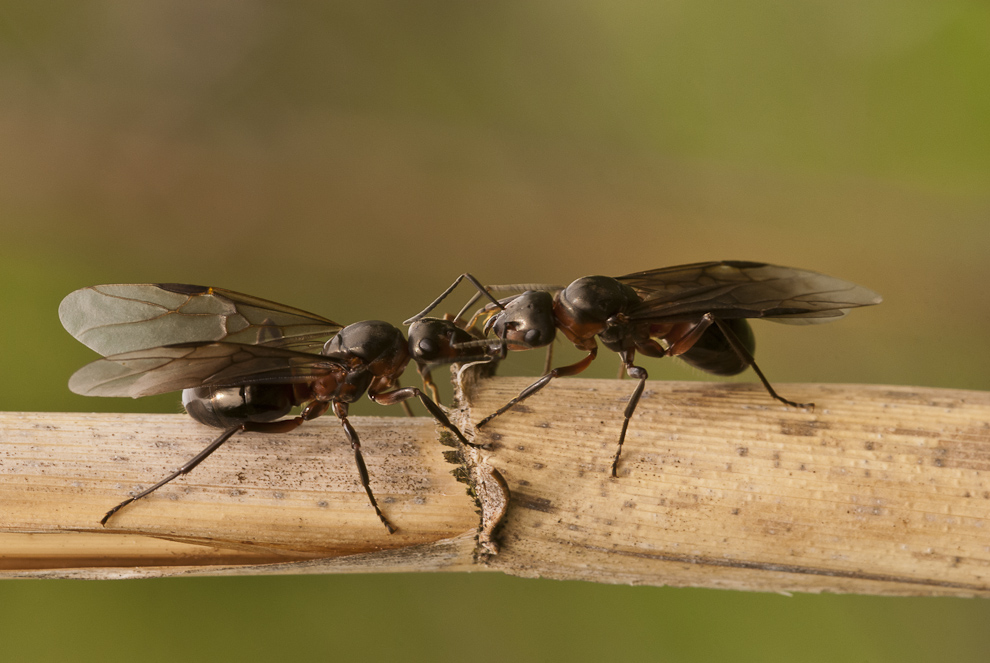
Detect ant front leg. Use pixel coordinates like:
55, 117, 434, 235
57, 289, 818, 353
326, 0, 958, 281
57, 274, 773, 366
369, 384, 479, 448
331, 401, 396, 534
542, 340, 555, 374
417, 365, 442, 403
101, 401, 329, 526
476, 346, 598, 429
611, 349, 651, 478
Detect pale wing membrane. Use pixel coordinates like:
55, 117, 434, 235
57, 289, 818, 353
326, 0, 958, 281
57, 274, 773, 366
619, 261, 882, 325
68, 343, 343, 398
59, 284, 342, 356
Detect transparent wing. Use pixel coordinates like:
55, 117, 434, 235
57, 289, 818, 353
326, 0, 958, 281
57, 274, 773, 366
59, 283, 343, 355
68, 342, 344, 398
618, 261, 882, 325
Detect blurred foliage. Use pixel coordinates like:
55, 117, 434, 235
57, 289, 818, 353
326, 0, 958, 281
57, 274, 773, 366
1, 2, 989, 662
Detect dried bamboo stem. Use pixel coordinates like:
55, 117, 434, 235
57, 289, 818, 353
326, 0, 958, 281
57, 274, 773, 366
0, 412, 481, 578
464, 377, 990, 597
2, 377, 990, 597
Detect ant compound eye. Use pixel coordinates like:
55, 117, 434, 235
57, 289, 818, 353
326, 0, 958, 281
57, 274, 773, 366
417, 338, 438, 357
523, 329, 542, 346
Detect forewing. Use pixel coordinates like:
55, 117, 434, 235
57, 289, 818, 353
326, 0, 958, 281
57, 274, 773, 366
59, 283, 343, 355
619, 261, 882, 325
68, 343, 343, 398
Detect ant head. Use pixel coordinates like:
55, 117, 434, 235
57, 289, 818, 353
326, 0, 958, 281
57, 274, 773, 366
490, 291, 556, 349
407, 318, 474, 363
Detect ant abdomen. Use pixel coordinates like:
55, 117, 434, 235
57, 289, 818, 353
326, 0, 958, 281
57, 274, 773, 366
182, 385, 296, 429
678, 319, 756, 376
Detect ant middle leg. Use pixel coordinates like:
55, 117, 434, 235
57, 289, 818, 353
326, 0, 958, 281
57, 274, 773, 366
330, 401, 396, 534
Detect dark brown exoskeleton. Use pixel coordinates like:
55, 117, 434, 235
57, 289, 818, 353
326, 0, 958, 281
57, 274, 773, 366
59, 284, 478, 534
406, 316, 505, 403
406, 261, 882, 476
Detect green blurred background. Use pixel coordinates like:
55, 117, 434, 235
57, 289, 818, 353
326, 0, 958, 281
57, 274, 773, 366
2, 2, 989, 661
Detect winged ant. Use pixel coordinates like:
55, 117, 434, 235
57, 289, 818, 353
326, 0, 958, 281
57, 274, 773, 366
406, 261, 882, 475
60, 283, 488, 534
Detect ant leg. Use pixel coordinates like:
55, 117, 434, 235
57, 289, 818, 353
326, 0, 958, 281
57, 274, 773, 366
331, 401, 396, 534
370, 386, 479, 448
412, 335, 506, 406
101, 425, 243, 525
100, 402, 331, 526
417, 365, 442, 403
392, 377, 416, 417
455, 291, 490, 326
713, 318, 813, 409
611, 352, 649, 477
416, 344, 502, 405
476, 347, 598, 429
466, 302, 504, 332
664, 315, 715, 356
404, 274, 503, 324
